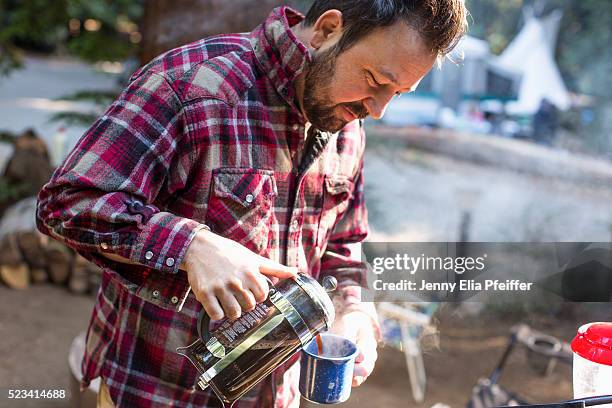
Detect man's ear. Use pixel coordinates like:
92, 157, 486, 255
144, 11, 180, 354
309, 9, 343, 50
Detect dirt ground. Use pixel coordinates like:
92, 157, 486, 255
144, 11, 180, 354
2, 283, 607, 408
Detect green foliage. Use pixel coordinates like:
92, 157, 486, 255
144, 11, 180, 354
0, 44, 22, 76
0, 0, 143, 76
0, 177, 29, 203
0, 130, 16, 143
0, 0, 70, 49
465, 0, 524, 54
65, 0, 143, 62
0, 0, 68, 75
49, 111, 101, 128
554, 0, 612, 99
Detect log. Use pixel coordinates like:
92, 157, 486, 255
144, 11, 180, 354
69, 254, 93, 294
0, 129, 53, 219
0, 196, 77, 288
30, 267, 48, 284
0, 263, 29, 289
0, 233, 23, 265
45, 240, 73, 285
0, 210, 32, 289
17, 231, 47, 267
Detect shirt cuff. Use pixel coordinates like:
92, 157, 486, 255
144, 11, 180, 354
115, 212, 205, 273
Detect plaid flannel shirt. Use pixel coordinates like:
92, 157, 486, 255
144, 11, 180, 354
36, 6, 371, 408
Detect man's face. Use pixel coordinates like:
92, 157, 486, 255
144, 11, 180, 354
302, 21, 438, 133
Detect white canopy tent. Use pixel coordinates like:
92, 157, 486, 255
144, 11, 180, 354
493, 8, 571, 115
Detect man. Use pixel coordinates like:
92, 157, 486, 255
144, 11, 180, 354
37, 1, 467, 406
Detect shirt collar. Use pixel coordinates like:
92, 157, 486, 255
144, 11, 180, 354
250, 6, 311, 119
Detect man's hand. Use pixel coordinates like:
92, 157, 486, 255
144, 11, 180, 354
182, 228, 297, 321
329, 310, 379, 386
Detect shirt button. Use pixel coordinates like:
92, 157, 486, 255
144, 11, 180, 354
292, 124, 299, 131
245, 194, 254, 204
152, 290, 160, 299
166, 257, 175, 267
171, 296, 179, 304
145, 251, 154, 260
100, 242, 109, 250
290, 220, 299, 232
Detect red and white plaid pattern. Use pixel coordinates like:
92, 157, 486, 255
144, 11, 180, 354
37, 6, 369, 407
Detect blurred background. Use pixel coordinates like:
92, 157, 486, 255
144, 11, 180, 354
0, 1, 610, 407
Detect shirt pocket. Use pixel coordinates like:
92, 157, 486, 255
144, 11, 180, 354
316, 174, 354, 246
206, 168, 278, 254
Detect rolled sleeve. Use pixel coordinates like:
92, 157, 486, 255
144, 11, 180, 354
126, 212, 204, 273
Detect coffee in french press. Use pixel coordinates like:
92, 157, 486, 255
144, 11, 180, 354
177, 273, 337, 407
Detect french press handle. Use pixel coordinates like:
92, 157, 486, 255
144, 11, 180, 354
197, 276, 277, 343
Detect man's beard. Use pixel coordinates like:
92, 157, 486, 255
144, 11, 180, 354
302, 46, 369, 133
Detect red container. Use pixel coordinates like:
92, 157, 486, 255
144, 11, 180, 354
571, 322, 612, 401
571, 322, 612, 366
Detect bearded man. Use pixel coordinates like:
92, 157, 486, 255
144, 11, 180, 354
37, 1, 467, 406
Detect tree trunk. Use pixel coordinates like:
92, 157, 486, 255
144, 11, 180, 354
139, 0, 299, 65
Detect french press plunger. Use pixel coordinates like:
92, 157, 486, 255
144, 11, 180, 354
177, 273, 337, 406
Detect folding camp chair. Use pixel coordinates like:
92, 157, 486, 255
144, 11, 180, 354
377, 302, 439, 402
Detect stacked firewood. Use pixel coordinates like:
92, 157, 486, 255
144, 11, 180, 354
0, 129, 101, 294
0, 197, 101, 293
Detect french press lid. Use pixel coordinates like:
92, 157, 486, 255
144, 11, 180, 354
293, 273, 337, 330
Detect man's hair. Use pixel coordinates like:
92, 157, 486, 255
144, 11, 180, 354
303, 0, 468, 59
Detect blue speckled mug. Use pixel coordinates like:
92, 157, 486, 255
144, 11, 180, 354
299, 333, 358, 404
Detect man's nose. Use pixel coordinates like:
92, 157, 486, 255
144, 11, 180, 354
363, 92, 395, 120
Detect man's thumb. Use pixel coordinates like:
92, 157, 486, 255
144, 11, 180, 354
259, 259, 298, 278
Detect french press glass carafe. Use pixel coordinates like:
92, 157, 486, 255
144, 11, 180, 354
177, 273, 337, 407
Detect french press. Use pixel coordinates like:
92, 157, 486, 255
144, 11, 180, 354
177, 273, 337, 406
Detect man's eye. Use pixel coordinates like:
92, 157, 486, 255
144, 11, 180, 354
366, 71, 380, 87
